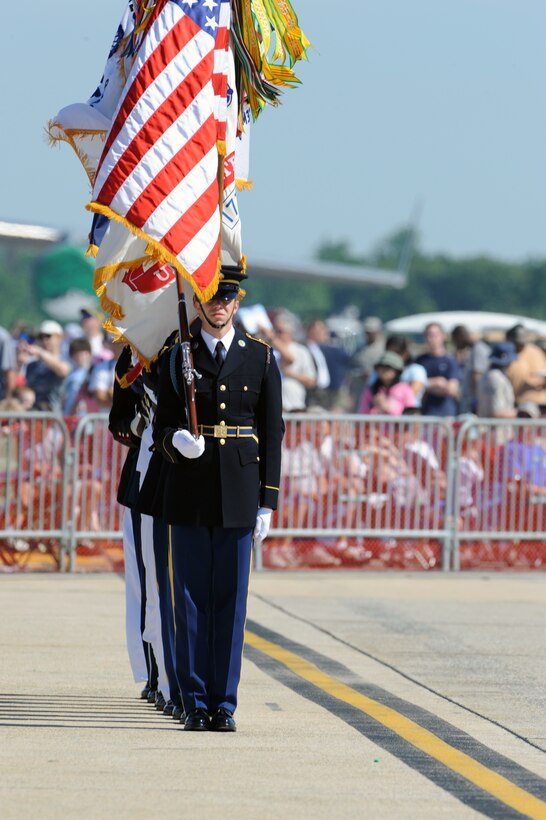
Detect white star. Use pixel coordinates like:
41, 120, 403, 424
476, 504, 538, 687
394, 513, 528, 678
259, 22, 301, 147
203, 0, 218, 10
182, 0, 198, 7
205, 14, 219, 30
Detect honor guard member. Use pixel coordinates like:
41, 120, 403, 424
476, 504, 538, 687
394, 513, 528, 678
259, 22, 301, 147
136, 336, 184, 719
153, 268, 284, 731
109, 346, 157, 698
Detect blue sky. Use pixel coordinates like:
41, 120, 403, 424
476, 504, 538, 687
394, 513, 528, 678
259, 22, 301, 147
2, 0, 545, 262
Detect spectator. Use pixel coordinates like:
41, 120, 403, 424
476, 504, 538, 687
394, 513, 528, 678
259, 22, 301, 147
477, 342, 517, 419
505, 324, 546, 407
0, 324, 17, 400
305, 320, 350, 409
22, 321, 70, 411
358, 351, 416, 415
349, 316, 385, 405
451, 325, 490, 413
80, 307, 107, 360
62, 338, 93, 415
369, 335, 427, 407
12, 386, 36, 411
85, 337, 122, 411
416, 323, 460, 416
269, 314, 317, 411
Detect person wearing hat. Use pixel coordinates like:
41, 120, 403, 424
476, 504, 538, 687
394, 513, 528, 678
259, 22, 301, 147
80, 307, 107, 360
517, 400, 541, 419
477, 342, 518, 419
357, 351, 416, 415
153, 268, 284, 732
21, 320, 70, 411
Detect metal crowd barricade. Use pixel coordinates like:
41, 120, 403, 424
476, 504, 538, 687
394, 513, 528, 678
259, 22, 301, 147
267, 414, 455, 571
3, 411, 546, 572
0, 412, 71, 568
453, 417, 546, 570
68, 414, 126, 572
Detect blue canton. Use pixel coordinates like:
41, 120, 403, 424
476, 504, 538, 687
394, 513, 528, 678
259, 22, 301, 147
171, 0, 221, 32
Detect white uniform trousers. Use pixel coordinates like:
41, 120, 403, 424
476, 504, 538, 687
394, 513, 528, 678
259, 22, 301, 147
136, 424, 170, 700
122, 507, 148, 683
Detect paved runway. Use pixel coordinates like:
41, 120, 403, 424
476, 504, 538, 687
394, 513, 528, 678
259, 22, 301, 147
0, 572, 545, 819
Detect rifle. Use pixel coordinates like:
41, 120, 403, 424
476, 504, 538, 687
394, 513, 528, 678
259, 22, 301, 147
175, 270, 200, 437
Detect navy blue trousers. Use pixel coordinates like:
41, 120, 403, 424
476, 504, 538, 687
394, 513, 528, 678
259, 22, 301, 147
169, 526, 253, 714
152, 517, 182, 707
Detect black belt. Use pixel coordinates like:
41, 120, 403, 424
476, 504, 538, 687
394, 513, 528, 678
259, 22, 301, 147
199, 424, 256, 439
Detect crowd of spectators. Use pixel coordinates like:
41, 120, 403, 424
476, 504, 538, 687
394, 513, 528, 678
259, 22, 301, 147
0, 308, 118, 416
236, 310, 546, 421
2, 304, 546, 569
2, 305, 546, 423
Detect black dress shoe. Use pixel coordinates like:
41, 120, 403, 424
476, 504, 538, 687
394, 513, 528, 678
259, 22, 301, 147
155, 693, 166, 711
140, 685, 152, 700
184, 709, 210, 731
210, 708, 236, 732
172, 705, 185, 721
147, 689, 157, 704
163, 700, 175, 716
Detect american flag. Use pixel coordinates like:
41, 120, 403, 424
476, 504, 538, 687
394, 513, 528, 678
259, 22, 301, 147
90, 0, 232, 301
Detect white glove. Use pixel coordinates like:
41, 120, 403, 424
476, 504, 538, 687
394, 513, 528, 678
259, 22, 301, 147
253, 507, 272, 543
172, 429, 205, 459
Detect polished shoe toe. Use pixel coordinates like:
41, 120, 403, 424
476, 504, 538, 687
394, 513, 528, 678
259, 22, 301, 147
172, 705, 184, 721
140, 685, 152, 700
184, 709, 210, 731
147, 689, 157, 704
163, 700, 175, 716
210, 708, 236, 732
155, 693, 166, 711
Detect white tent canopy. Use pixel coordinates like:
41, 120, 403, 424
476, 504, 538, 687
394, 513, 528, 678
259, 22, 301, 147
385, 311, 546, 337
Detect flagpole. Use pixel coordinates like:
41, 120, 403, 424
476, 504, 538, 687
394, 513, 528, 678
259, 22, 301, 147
175, 271, 199, 438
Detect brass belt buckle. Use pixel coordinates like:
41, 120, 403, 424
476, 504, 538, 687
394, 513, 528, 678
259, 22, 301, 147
214, 423, 228, 438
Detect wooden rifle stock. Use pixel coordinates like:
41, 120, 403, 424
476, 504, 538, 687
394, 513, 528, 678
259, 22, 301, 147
175, 272, 199, 437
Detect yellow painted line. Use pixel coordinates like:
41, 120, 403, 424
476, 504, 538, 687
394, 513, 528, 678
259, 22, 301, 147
245, 630, 546, 820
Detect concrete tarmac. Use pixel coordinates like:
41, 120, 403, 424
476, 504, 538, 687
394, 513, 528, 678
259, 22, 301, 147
0, 572, 545, 819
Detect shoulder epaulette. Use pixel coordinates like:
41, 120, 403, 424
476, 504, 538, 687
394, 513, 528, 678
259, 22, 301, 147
245, 332, 271, 349
245, 333, 271, 364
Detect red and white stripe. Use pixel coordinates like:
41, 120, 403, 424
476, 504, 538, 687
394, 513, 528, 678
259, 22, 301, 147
91, 0, 231, 297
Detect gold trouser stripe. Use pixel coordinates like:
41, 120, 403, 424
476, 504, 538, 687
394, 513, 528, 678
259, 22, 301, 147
167, 526, 176, 636
244, 630, 546, 820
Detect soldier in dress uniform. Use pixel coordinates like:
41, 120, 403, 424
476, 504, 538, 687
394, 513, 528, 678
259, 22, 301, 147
109, 346, 157, 698
153, 268, 284, 731
136, 335, 185, 720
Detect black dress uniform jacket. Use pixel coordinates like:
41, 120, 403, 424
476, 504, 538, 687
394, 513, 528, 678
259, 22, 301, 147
153, 325, 284, 528
108, 346, 142, 509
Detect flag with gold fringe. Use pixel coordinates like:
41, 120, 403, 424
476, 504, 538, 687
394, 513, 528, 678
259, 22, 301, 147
48, 0, 309, 364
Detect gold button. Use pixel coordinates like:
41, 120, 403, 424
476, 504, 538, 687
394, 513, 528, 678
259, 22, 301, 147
220, 403, 226, 410
219, 384, 226, 392
220, 438, 226, 445
257, 456, 260, 462
243, 386, 248, 392
219, 420, 226, 426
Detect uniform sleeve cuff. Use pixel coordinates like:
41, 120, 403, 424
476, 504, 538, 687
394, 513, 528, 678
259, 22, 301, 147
260, 485, 279, 510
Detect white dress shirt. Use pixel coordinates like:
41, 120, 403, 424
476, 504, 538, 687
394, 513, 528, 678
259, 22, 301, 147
200, 326, 235, 358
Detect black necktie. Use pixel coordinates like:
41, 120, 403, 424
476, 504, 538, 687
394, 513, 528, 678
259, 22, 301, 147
214, 340, 226, 368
